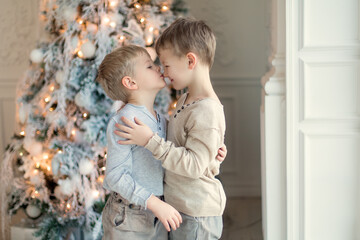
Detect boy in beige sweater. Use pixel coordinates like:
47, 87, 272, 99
115, 18, 226, 240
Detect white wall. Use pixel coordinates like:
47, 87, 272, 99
0, 0, 39, 156
0, 0, 269, 197
185, 0, 268, 196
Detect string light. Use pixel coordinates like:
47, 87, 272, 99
97, 176, 104, 183
104, 153, 107, 158
109, 0, 118, 7
50, 85, 55, 91
101, 167, 106, 171
140, 17, 145, 23
146, 37, 153, 45
78, 19, 84, 24
36, 162, 40, 168
43, 153, 49, 160
110, 22, 116, 28
148, 26, 154, 32
103, 16, 110, 24
58, 150, 63, 154
20, 131, 25, 136
44, 97, 50, 103
92, 190, 100, 198
71, 129, 76, 136
77, 50, 84, 58
161, 5, 169, 12
66, 203, 71, 209
19, 152, 23, 156
82, 112, 88, 119
134, 3, 141, 9
34, 169, 39, 174
47, 166, 51, 171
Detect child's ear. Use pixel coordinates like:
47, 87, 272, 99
186, 52, 197, 70
122, 76, 138, 90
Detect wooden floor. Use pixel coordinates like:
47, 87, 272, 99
221, 197, 263, 240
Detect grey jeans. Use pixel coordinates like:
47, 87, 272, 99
102, 192, 168, 240
170, 212, 223, 240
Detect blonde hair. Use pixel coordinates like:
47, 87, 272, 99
155, 17, 216, 68
96, 45, 150, 102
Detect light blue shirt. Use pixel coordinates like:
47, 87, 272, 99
103, 104, 166, 208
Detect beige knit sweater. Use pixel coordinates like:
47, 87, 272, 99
145, 93, 226, 217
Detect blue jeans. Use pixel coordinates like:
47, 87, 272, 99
170, 212, 223, 240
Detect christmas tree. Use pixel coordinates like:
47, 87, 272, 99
0, 0, 186, 239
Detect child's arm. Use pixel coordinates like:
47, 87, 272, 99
147, 195, 182, 231
107, 117, 182, 231
116, 115, 223, 179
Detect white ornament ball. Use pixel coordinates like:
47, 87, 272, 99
58, 178, 75, 196
54, 186, 63, 199
80, 41, 96, 59
79, 159, 94, 175
146, 47, 157, 61
23, 138, 43, 156
30, 49, 44, 63
55, 71, 66, 84
74, 91, 87, 107
71, 36, 79, 51
86, 23, 98, 34
25, 204, 42, 219
63, 8, 77, 22
51, 158, 60, 177
19, 104, 28, 124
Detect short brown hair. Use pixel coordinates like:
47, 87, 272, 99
96, 45, 150, 102
155, 17, 216, 68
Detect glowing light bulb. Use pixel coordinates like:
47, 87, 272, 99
134, 3, 141, 9
119, 35, 125, 43
83, 113, 88, 118
47, 166, 51, 171
43, 154, 49, 160
66, 203, 71, 209
101, 167, 106, 171
149, 26, 154, 32
146, 37, 153, 45
19, 152, 23, 156
78, 19, 84, 24
105, 153, 107, 158
50, 85, 55, 91
140, 17, 145, 23
77, 51, 84, 58
92, 190, 100, 198
44, 97, 50, 103
36, 162, 40, 168
71, 129, 76, 136
109, 0, 118, 7
161, 5, 169, 11
97, 176, 104, 183
103, 16, 110, 24
34, 169, 38, 174
35, 190, 39, 194
58, 150, 63, 154
20, 131, 25, 136
110, 21, 116, 28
